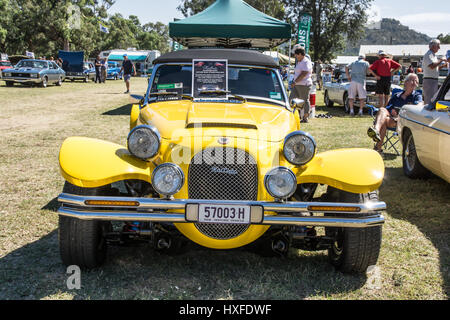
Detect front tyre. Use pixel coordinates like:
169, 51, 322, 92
40, 76, 48, 88
402, 130, 429, 179
58, 182, 110, 269
324, 90, 334, 107
343, 92, 350, 113
325, 188, 382, 273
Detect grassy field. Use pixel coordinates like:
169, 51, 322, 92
0, 78, 448, 300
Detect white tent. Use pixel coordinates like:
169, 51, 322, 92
331, 56, 359, 66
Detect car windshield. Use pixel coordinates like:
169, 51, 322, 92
0, 61, 12, 67
151, 64, 285, 103
108, 62, 116, 68
16, 60, 47, 69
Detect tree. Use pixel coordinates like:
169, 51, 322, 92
283, 0, 373, 62
0, 0, 16, 53
0, 0, 171, 58
141, 22, 170, 53
177, 0, 286, 20
0, 0, 115, 57
437, 33, 450, 44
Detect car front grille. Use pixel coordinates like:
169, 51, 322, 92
16, 73, 30, 78
188, 147, 258, 240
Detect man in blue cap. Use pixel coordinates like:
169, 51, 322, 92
120, 54, 136, 94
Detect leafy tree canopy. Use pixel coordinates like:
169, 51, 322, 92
0, 0, 170, 59
437, 33, 450, 44
282, 0, 373, 62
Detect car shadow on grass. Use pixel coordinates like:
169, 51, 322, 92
0, 235, 367, 300
102, 103, 133, 116
41, 197, 59, 211
380, 167, 450, 297
1, 201, 368, 299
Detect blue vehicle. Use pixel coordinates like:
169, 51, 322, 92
66, 61, 95, 82
106, 61, 123, 80
59, 51, 95, 82
2, 59, 65, 88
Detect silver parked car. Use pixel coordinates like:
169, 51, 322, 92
397, 75, 450, 182
1, 59, 66, 87
323, 74, 401, 113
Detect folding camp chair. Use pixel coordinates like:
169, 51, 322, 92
383, 127, 400, 156
366, 104, 400, 156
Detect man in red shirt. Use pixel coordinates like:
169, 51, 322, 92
369, 50, 401, 109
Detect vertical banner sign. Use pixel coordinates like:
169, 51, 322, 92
297, 13, 312, 53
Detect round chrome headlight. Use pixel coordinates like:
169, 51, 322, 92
264, 167, 297, 200
151, 163, 184, 196
283, 131, 316, 165
127, 125, 161, 160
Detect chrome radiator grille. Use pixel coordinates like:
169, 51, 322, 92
188, 147, 258, 239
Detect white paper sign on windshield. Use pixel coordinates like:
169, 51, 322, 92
192, 59, 228, 98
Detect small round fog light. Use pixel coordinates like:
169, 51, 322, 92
264, 167, 297, 200
151, 163, 184, 196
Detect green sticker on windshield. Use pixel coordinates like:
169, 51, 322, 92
157, 83, 183, 90
269, 92, 282, 100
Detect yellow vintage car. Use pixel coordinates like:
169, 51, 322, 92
57, 49, 386, 273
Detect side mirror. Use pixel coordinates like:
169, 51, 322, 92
436, 101, 450, 112
290, 98, 305, 111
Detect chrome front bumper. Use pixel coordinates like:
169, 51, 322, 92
66, 75, 86, 80
58, 193, 386, 228
2, 77, 42, 83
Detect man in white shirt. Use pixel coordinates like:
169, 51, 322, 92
422, 39, 447, 104
290, 46, 313, 123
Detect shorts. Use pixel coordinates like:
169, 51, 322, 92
124, 74, 132, 81
375, 76, 391, 95
348, 82, 367, 99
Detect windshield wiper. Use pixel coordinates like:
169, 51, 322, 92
149, 92, 193, 101
198, 90, 246, 103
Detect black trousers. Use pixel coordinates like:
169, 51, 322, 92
95, 69, 101, 83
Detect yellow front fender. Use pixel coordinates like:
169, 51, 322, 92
130, 104, 140, 130
295, 148, 385, 194
59, 137, 153, 188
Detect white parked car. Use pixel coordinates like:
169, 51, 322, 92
323, 74, 401, 113
397, 75, 450, 182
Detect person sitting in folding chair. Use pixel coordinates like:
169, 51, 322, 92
367, 73, 422, 154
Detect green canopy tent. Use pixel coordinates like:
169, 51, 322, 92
169, 0, 291, 49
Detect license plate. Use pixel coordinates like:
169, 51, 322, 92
198, 204, 250, 224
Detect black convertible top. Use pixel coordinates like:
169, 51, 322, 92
153, 48, 278, 68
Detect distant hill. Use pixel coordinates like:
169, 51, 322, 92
340, 18, 432, 56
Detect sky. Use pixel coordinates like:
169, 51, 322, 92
109, 0, 450, 38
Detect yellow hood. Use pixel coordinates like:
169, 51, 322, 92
140, 100, 299, 142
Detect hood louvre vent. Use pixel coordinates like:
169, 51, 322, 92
186, 122, 257, 129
